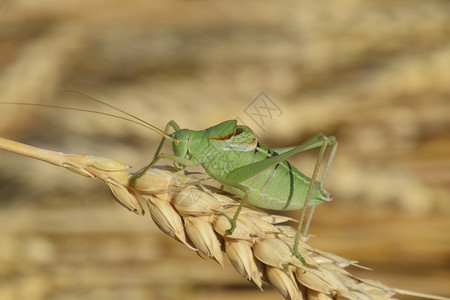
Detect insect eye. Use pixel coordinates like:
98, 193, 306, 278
174, 140, 179, 146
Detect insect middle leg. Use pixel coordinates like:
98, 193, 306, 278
220, 181, 250, 236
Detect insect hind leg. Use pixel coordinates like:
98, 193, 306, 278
292, 134, 337, 264
302, 137, 338, 235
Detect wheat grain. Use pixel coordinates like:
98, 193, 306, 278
0, 136, 448, 300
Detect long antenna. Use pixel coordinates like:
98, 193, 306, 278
0, 102, 173, 140
61, 90, 156, 129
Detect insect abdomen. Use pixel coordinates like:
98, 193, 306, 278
204, 143, 331, 211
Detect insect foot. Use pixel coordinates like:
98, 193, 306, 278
293, 251, 307, 267
130, 166, 151, 186
225, 222, 237, 236
129, 173, 140, 185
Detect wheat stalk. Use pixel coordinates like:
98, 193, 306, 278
0, 136, 448, 300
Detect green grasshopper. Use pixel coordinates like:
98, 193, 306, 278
1, 99, 337, 264
132, 119, 337, 264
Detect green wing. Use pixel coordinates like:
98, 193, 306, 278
222, 126, 257, 152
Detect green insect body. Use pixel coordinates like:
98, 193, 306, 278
135, 119, 338, 265
0, 98, 336, 265
175, 122, 331, 211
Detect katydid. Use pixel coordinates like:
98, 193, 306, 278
132, 119, 337, 265
0, 99, 337, 265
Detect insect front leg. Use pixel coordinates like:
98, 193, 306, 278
132, 152, 199, 185
130, 120, 181, 184
151, 120, 181, 162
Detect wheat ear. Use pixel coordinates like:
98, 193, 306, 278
0, 136, 448, 300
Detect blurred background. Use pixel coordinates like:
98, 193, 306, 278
0, 1, 449, 299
